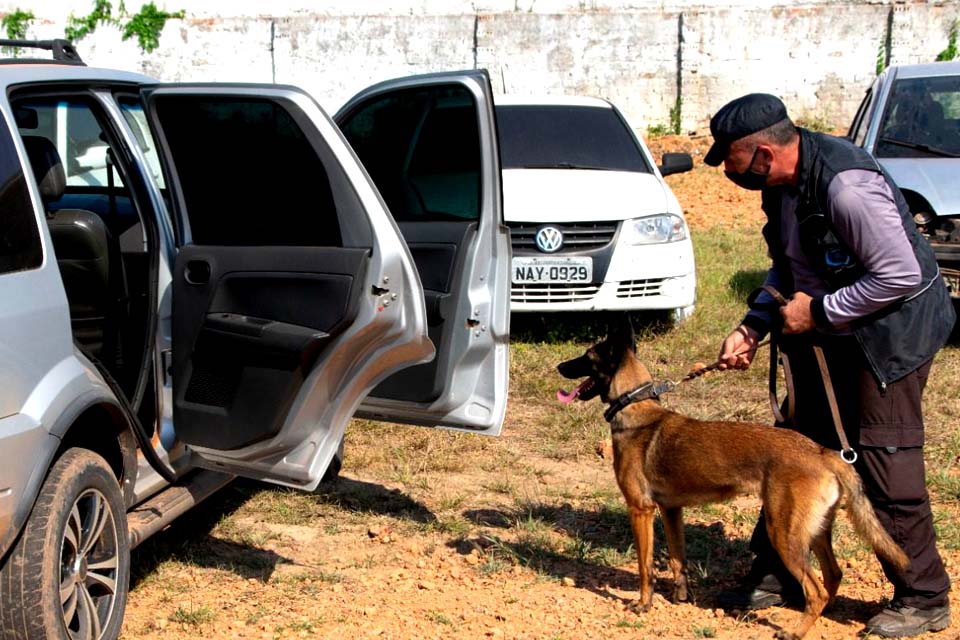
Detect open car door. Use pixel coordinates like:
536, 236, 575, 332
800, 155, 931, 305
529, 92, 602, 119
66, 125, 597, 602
335, 71, 510, 435
141, 85, 434, 490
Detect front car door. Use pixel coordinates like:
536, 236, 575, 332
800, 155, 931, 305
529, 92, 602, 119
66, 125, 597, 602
335, 71, 510, 435
141, 85, 434, 489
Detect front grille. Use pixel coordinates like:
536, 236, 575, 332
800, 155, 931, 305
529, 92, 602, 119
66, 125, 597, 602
508, 222, 618, 253
512, 282, 601, 304
616, 279, 665, 298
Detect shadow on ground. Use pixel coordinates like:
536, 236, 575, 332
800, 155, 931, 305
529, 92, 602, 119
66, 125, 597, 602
130, 480, 286, 587
510, 311, 675, 344
130, 477, 437, 589
457, 503, 751, 607
312, 476, 437, 524
457, 502, 888, 625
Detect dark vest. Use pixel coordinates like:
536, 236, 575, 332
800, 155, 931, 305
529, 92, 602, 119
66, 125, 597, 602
760, 129, 955, 387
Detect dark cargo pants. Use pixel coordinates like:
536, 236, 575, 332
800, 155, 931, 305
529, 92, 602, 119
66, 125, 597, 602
749, 333, 950, 608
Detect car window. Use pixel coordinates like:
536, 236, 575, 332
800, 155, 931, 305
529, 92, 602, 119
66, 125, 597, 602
495, 105, 651, 173
15, 99, 120, 188
876, 75, 960, 158
0, 113, 42, 274
849, 88, 873, 147
151, 96, 342, 246
339, 85, 481, 221
118, 98, 166, 189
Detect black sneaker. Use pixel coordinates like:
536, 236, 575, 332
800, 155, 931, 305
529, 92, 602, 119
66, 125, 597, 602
865, 603, 951, 638
716, 573, 802, 611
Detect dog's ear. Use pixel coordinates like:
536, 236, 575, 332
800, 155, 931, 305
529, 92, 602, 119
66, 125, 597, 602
608, 313, 636, 354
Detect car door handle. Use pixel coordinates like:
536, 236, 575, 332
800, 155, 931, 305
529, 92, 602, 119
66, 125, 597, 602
184, 259, 211, 285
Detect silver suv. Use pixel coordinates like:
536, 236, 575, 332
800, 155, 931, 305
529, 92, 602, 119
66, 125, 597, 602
0, 40, 509, 639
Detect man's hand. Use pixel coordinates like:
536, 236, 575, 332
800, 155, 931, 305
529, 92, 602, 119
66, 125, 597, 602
781, 291, 815, 334
717, 324, 761, 370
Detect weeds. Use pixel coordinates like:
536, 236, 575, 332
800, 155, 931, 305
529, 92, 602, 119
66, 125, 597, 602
168, 604, 215, 626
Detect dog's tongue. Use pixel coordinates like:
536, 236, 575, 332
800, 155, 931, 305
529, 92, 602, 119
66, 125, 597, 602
557, 379, 590, 404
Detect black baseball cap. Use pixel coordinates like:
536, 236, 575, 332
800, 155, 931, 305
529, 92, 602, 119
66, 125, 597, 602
704, 93, 789, 166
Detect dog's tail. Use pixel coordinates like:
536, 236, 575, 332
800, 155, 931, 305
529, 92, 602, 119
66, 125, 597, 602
829, 455, 910, 573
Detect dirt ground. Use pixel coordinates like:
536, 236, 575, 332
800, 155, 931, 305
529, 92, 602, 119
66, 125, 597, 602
119, 136, 960, 640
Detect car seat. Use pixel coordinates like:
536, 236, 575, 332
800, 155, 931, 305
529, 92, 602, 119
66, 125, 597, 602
22, 135, 127, 369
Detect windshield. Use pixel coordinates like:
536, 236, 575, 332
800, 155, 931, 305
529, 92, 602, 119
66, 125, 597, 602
495, 105, 651, 172
876, 75, 960, 158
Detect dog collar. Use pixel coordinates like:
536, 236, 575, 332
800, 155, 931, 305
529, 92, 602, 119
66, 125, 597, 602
604, 380, 675, 423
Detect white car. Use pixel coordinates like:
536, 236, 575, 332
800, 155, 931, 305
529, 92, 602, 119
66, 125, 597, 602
496, 96, 697, 321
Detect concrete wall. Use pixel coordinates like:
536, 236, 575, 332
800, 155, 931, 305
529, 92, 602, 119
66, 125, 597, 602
3, 1, 959, 132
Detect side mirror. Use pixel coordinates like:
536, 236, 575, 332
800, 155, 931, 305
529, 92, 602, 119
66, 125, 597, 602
658, 152, 693, 177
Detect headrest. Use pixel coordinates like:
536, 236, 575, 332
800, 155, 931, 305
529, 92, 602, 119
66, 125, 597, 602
22, 135, 65, 204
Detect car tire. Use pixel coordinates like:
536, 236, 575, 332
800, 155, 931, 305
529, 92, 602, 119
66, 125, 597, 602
321, 437, 345, 483
668, 303, 695, 326
0, 448, 130, 640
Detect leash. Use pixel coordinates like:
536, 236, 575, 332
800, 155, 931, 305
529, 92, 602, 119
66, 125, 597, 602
604, 341, 770, 423
747, 285, 858, 464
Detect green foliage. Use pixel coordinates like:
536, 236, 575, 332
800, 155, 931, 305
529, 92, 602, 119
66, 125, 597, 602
876, 38, 888, 76
64, 0, 184, 54
669, 95, 683, 135
122, 3, 185, 53
2, 8, 35, 56
936, 20, 958, 62
65, 0, 114, 43
2, 8, 34, 39
646, 123, 671, 138
647, 95, 683, 138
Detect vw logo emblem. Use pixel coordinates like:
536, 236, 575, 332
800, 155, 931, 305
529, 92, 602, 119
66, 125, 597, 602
535, 226, 564, 253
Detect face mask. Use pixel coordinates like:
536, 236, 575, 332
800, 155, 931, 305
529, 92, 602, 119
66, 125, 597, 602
724, 148, 769, 191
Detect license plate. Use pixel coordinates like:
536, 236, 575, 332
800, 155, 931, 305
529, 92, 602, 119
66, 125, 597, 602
512, 257, 593, 283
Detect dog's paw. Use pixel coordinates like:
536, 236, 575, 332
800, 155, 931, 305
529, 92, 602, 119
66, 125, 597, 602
773, 630, 800, 640
626, 598, 651, 614
671, 583, 689, 603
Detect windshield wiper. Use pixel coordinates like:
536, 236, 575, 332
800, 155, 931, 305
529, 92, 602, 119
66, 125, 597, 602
517, 162, 616, 170
879, 136, 960, 159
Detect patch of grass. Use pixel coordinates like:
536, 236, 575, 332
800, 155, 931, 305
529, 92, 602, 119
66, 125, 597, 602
426, 610, 455, 625
423, 516, 471, 537
485, 479, 516, 495
169, 604, 215, 626
934, 507, 960, 551
692, 624, 717, 638
616, 617, 647, 629
242, 489, 320, 525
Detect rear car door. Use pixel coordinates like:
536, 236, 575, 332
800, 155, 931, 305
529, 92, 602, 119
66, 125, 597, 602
335, 71, 510, 435
141, 85, 434, 489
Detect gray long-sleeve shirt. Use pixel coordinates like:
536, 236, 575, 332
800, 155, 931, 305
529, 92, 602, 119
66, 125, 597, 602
747, 168, 921, 333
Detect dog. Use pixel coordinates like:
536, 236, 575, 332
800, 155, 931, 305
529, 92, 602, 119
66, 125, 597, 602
556, 319, 909, 640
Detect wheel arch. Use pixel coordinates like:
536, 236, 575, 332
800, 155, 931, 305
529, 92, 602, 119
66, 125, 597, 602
53, 401, 138, 505
2, 397, 138, 563
900, 188, 936, 216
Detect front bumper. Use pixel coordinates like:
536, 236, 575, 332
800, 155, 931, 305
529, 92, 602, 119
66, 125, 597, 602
510, 236, 696, 312
511, 271, 696, 312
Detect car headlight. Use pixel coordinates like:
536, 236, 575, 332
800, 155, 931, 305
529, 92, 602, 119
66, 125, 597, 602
622, 214, 687, 245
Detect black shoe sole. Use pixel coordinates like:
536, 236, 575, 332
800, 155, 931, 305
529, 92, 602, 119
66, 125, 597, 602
717, 589, 784, 611
866, 611, 951, 637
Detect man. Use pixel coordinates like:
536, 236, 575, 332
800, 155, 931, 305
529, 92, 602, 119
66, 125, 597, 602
706, 93, 955, 637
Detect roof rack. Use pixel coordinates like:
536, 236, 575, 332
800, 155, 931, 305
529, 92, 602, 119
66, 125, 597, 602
0, 39, 84, 65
